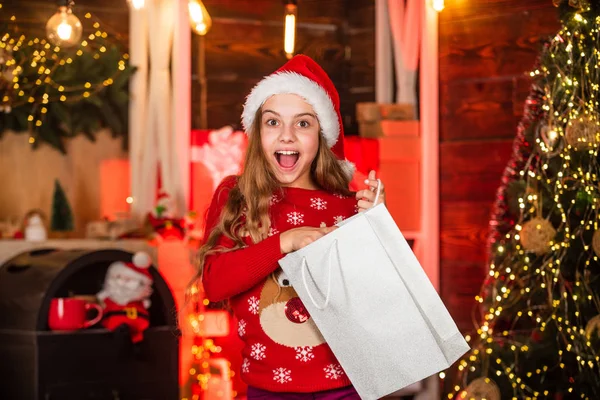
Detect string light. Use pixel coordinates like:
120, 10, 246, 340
450, 4, 600, 398
188, 0, 212, 36
283, 0, 297, 59
127, 0, 145, 10
432, 0, 444, 12
1, 10, 131, 149
45, 0, 82, 48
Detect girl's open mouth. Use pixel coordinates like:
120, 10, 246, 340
275, 150, 300, 169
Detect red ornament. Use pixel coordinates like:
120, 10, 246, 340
285, 297, 311, 324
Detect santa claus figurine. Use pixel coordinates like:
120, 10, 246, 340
97, 252, 153, 343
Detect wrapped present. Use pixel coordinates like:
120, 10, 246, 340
356, 103, 417, 138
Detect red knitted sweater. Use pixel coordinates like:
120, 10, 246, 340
202, 176, 358, 393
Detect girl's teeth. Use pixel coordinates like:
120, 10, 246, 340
277, 151, 298, 155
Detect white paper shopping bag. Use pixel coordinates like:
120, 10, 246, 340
278, 203, 470, 400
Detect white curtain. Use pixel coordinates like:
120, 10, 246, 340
376, 0, 422, 108
129, 4, 148, 218
375, 0, 393, 103
172, 0, 191, 218
130, 0, 191, 219
388, 0, 421, 106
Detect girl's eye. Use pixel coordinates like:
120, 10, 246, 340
277, 271, 292, 287
298, 120, 310, 128
266, 119, 279, 126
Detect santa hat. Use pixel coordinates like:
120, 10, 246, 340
241, 54, 355, 179
108, 252, 153, 283
156, 190, 170, 204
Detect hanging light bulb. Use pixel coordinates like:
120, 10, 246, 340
432, 0, 445, 12
127, 0, 145, 10
189, 0, 212, 36
46, 0, 83, 48
284, 0, 297, 59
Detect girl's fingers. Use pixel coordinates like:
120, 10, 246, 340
365, 178, 385, 192
357, 199, 371, 210
364, 178, 380, 192
356, 189, 376, 202
320, 226, 338, 234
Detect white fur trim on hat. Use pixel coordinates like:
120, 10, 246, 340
108, 261, 152, 283
242, 72, 340, 148
339, 159, 356, 180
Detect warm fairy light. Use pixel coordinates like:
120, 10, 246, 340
283, 1, 297, 59
432, 0, 444, 12
2, 11, 131, 151
127, 0, 145, 10
452, 7, 600, 399
188, 0, 212, 35
46, 5, 82, 47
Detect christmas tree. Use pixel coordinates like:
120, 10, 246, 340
0, 8, 134, 153
50, 180, 73, 232
449, 1, 600, 399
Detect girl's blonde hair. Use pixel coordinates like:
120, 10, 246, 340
190, 107, 352, 293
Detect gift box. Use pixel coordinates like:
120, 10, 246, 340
356, 103, 417, 138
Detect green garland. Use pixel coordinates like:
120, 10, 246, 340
0, 14, 134, 153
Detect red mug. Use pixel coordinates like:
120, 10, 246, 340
48, 298, 103, 331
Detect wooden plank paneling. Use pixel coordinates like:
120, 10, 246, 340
440, 5, 559, 82
193, 19, 346, 129
440, 140, 513, 202
203, 0, 347, 25
441, 78, 527, 141
441, 201, 494, 264
346, 0, 375, 134
439, 0, 560, 333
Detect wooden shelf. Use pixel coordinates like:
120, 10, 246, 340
0, 239, 156, 267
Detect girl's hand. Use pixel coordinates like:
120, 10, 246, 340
356, 170, 385, 213
280, 226, 337, 254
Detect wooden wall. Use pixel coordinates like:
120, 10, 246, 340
4, 0, 374, 131
197, 0, 374, 134
439, 0, 560, 332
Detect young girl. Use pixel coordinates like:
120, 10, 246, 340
195, 55, 386, 399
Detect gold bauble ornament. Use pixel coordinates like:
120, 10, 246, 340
520, 217, 556, 255
592, 230, 600, 257
565, 116, 600, 150
462, 377, 501, 400
538, 123, 563, 157
585, 315, 600, 339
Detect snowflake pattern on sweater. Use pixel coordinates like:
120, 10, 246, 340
273, 368, 292, 384
286, 211, 304, 225
242, 358, 250, 374
295, 346, 315, 363
238, 319, 246, 337
310, 197, 327, 210
324, 364, 345, 380
251, 343, 267, 360
203, 181, 357, 392
248, 296, 259, 315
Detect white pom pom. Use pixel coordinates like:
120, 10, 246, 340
132, 251, 152, 269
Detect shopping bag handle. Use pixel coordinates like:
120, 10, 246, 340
301, 239, 339, 310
